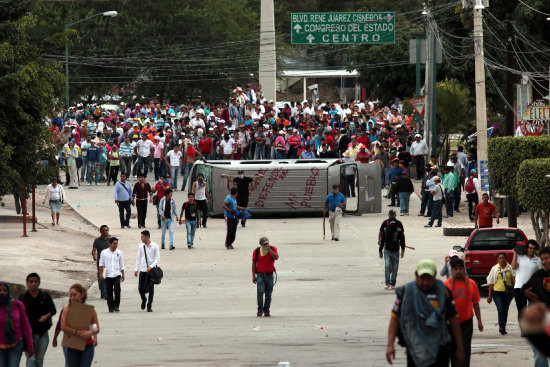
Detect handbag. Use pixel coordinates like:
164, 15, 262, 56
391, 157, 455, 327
143, 244, 163, 284
76, 157, 83, 168
152, 194, 159, 206
500, 272, 514, 297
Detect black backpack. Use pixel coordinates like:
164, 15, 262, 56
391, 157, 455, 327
383, 219, 403, 252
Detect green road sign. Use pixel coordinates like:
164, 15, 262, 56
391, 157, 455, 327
291, 12, 395, 45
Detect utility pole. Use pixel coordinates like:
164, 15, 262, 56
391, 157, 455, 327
474, 1, 489, 197
424, 22, 436, 156
505, 13, 517, 227
259, 0, 277, 102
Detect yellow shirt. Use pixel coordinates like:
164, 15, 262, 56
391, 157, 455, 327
493, 264, 514, 292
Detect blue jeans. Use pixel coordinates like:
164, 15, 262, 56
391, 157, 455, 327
86, 161, 99, 184
445, 190, 455, 217
382, 167, 390, 188
58, 150, 64, 166
161, 218, 174, 247
384, 251, 400, 286
492, 291, 513, 329
96, 262, 106, 297
66, 343, 94, 367
120, 157, 132, 177
136, 156, 151, 177
0, 340, 23, 367
170, 166, 179, 189
80, 156, 88, 180
185, 219, 197, 246
98, 162, 106, 181
26, 333, 49, 367
399, 192, 410, 213
181, 164, 192, 190
534, 346, 549, 367
420, 191, 431, 215
256, 272, 274, 311
276, 151, 286, 159
255, 145, 265, 159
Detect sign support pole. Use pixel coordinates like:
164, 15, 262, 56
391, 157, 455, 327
259, 0, 277, 103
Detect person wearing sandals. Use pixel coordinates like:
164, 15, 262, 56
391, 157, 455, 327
42, 178, 66, 225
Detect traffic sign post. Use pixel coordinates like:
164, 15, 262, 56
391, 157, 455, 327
291, 12, 395, 45
409, 97, 426, 116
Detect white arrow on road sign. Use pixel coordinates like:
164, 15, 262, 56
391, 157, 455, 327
306, 34, 315, 43
294, 24, 302, 33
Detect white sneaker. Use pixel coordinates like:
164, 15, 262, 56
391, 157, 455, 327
87, 183, 91, 186
96, 183, 100, 186
384, 284, 390, 290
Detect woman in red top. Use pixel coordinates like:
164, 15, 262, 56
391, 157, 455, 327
0, 282, 34, 365
287, 130, 301, 159
61, 284, 99, 367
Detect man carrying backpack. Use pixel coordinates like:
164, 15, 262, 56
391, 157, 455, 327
252, 236, 279, 317
379, 210, 406, 290
465, 170, 478, 221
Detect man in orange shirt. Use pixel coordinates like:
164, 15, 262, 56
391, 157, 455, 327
444, 258, 483, 367
475, 192, 499, 228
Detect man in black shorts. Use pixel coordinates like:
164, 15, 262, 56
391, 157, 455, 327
221, 170, 263, 227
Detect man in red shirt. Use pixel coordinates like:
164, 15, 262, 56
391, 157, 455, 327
356, 144, 370, 163
324, 131, 335, 152
252, 236, 279, 317
475, 193, 499, 228
153, 175, 170, 229
198, 132, 213, 160
443, 258, 483, 367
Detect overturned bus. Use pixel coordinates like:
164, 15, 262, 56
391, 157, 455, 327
186, 159, 381, 217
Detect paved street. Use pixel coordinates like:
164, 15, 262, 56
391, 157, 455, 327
0, 182, 523, 366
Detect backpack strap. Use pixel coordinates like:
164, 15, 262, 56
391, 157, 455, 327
253, 247, 260, 262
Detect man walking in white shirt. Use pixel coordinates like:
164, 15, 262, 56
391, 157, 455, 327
99, 237, 125, 313
134, 230, 160, 312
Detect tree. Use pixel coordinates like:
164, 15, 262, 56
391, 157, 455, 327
435, 78, 473, 161
0, 0, 63, 200
516, 158, 550, 248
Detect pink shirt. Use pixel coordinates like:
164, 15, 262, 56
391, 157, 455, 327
288, 134, 301, 148
153, 142, 164, 158
0, 300, 34, 349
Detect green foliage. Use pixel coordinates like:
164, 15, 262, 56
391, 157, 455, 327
488, 136, 550, 197
436, 78, 472, 135
0, 0, 63, 194
516, 158, 550, 210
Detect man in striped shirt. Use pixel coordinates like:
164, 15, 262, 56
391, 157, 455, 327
119, 136, 134, 177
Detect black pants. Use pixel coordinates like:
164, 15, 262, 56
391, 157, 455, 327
514, 287, 528, 322
451, 317, 473, 367
466, 193, 478, 220
346, 174, 356, 197
225, 217, 239, 247
237, 196, 249, 225
136, 199, 148, 227
105, 275, 121, 310
390, 182, 400, 206
412, 155, 425, 179
407, 343, 450, 367
108, 165, 119, 184
138, 271, 154, 307
196, 199, 208, 226
118, 200, 131, 227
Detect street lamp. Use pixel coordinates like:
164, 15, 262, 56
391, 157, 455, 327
65, 11, 118, 107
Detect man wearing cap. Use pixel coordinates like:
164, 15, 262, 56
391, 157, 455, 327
323, 185, 346, 241
379, 210, 406, 289
410, 134, 429, 180
252, 236, 279, 317
444, 258, 483, 367
386, 259, 464, 367
425, 176, 445, 227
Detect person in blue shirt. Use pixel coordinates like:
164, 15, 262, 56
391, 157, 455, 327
223, 187, 245, 249
86, 140, 100, 185
301, 145, 315, 159
113, 173, 133, 229
323, 184, 346, 241
387, 159, 404, 207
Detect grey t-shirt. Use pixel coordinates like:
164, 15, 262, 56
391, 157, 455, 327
93, 236, 110, 262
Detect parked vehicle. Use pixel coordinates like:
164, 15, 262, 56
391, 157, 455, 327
453, 227, 528, 287
187, 158, 381, 216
